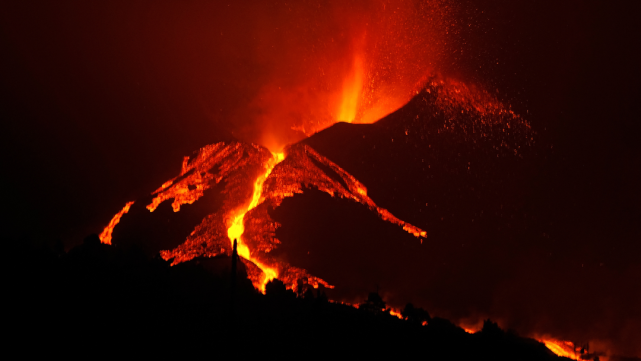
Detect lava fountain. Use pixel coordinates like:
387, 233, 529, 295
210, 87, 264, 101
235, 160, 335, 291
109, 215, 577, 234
337, 54, 364, 123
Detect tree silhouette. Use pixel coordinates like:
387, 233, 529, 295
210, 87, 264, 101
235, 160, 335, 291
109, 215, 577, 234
360, 291, 387, 315
402, 303, 431, 324
265, 279, 295, 300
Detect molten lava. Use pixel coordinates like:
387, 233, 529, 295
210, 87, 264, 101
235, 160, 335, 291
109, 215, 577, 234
538, 337, 603, 360
226, 152, 284, 292
101, 140, 426, 292
542, 339, 580, 359
99, 201, 134, 245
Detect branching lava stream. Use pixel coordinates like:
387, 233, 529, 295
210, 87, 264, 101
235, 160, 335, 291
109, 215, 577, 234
227, 152, 284, 292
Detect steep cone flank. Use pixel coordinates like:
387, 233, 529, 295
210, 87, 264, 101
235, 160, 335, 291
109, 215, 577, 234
107, 139, 425, 292
299, 79, 639, 357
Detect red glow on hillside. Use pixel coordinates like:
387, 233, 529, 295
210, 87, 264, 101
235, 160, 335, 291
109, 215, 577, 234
542, 339, 581, 359
99, 201, 134, 245
100, 141, 426, 292
226, 152, 284, 292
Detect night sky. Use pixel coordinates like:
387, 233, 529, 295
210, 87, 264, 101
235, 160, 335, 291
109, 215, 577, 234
2, 0, 640, 355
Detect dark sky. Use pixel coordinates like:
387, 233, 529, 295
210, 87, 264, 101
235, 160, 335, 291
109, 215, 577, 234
2, 1, 640, 351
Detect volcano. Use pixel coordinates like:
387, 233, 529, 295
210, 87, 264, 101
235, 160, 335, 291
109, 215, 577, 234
107, 137, 427, 291
100, 78, 637, 358
101, 76, 533, 297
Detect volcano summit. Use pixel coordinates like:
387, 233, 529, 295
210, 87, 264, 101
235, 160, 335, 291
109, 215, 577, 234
104, 78, 532, 298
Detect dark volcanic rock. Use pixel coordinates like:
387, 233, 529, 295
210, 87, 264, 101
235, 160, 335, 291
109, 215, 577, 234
112, 180, 227, 256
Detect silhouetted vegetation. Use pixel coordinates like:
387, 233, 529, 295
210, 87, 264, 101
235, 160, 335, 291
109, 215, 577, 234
402, 302, 431, 325
5, 234, 586, 359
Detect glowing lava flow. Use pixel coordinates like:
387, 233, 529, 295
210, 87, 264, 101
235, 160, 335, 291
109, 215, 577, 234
455, 323, 596, 359
123, 139, 426, 292
98, 141, 426, 291
539, 338, 602, 360
227, 152, 284, 292
542, 339, 579, 359
457, 321, 597, 359
99, 201, 134, 245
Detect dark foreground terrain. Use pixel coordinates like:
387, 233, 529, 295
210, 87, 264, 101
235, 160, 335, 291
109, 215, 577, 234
7, 234, 579, 360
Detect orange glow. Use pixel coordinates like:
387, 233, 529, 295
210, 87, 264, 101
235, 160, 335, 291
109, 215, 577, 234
337, 54, 364, 123
264, 144, 427, 240
154, 143, 333, 291
99, 201, 134, 245
146, 151, 215, 213
456, 319, 605, 360
541, 339, 580, 359
389, 308, 404, 320
227, 152, 284, 292
538, 337, 610, 360
156, 141, 424, 291
227, 0, 453, 148
108, 76, 532, 294
458, 319, 483, 334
